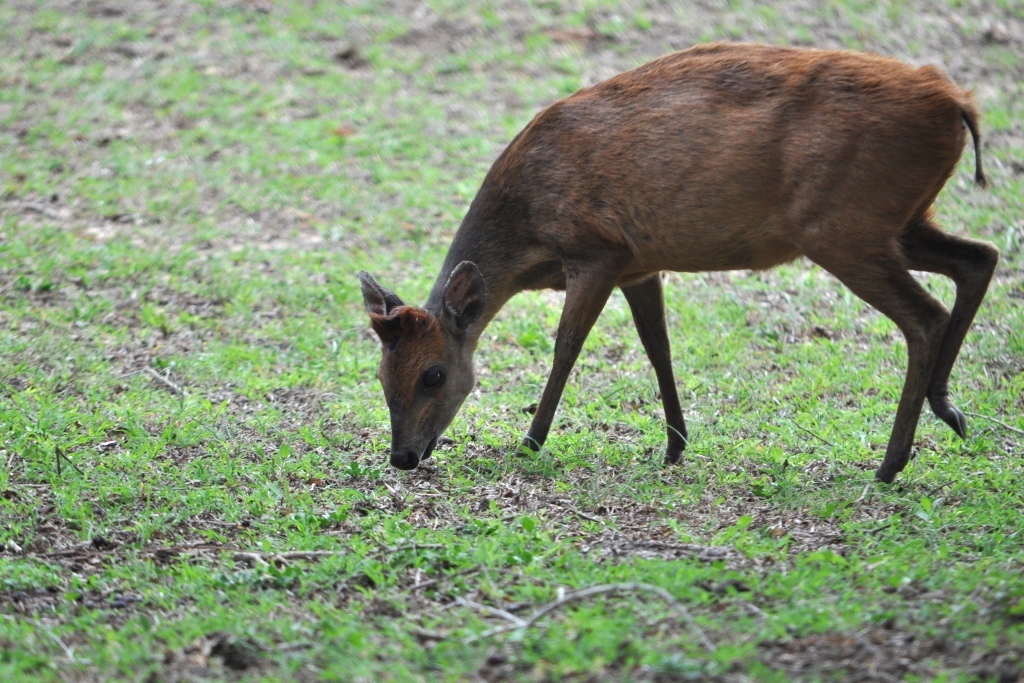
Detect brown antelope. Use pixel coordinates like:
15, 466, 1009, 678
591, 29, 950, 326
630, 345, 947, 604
359, 42, 997, 483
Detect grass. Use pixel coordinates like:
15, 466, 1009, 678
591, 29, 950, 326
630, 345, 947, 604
1, 0, 1023, 681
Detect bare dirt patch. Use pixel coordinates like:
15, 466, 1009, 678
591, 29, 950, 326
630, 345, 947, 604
759, 627, 1023, 682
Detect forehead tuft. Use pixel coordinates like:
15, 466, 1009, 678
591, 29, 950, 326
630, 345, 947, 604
392, 306, 437, 334
369, 306, 441, 344
372, 307, 446, 388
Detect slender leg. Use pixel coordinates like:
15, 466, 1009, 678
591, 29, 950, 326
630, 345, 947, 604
521, 258, 624, 454
805, 239, 950, 483
899, 217, 999, 438
621, 275, 688, 464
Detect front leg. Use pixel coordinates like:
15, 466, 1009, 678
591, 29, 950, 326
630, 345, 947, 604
520, 258, 625, 454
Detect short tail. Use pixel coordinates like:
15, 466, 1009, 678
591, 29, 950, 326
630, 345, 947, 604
961, 108, 987, 189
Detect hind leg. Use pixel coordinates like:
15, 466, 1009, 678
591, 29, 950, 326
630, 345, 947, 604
805, 237, 950, 483
900, 217, 999, 438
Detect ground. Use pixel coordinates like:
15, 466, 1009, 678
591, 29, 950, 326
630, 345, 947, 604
1, 0, 1023, 681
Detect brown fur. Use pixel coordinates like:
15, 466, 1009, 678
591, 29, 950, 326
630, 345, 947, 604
363, 43, 998, 481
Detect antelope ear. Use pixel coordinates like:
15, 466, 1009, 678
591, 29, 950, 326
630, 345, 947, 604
442, 261, 485, 331
358, 271, 404, 316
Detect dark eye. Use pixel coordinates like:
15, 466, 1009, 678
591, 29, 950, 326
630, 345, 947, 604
422, 366, 445, 390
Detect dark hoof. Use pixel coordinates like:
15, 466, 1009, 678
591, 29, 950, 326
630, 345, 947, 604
874, 466, 897, 484
875, 450, 910, 484
664, 447, 684, 465
665, 426, 687, 465
941, 406, 968, 440
929, 396, 967, 439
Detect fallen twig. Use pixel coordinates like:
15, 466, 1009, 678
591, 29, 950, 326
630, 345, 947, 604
465, 582, 713, 651
922, 479, 955, 499
144, 367, 186, 395
964, 411, 1024, 436
789, 418, 836, 448
43, 541, 99, 558
408, 625, 448, 641
867, 519, 894, 535
232, 550, 346, 567
387, 542, 446, 553
568, 506, 604, 525
232, 540, 450, 571
409, 565, 480, 593
454, 596, 526, 627
232, 551, 268, 567
11, 201, 67, 220
854, 482, 875, 504
742, 601, 770, 619
38, 622, 75, 662
54, 446, 85, 477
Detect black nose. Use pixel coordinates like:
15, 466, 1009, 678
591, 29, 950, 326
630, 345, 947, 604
390, 449, 420, 470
